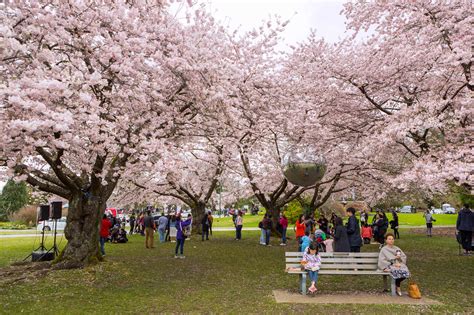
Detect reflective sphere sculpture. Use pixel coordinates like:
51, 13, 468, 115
282, 148, 326, 187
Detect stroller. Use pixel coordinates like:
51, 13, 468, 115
455, 231, 474, 255
314, 229, 327, 252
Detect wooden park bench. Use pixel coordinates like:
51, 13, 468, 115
285, 252, 396, 296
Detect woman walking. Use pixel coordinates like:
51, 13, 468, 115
175, 214, 192, 259
235, 210, 243, 240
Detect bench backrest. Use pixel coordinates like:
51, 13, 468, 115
285, 252, 380, 271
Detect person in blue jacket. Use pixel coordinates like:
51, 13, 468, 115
346, 207, 363, 252
175, 214, 192, 259
457, 204, 473, 256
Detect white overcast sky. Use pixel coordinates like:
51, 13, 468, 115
174, 0, 349, 48
0, 1, 348, 194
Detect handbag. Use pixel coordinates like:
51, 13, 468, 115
408, 281, 422, 299
390, 264, 410, 279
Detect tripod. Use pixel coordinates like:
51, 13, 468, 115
24, 219, 58, 262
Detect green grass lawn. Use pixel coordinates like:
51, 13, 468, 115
0, 229, 472, 313
212, 213, 457, 228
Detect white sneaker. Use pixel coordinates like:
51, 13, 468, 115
179, 255, 186, 259
280, 243, 285, 246
174, 255, 179, 259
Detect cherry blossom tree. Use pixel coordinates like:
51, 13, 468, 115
0, 1, 231, 267
287, 1, 473, 198
115, 135, 230, 231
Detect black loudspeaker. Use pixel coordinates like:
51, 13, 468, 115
32, 250, 55, 262
39, 205, 50, 221
51, 201, 63, 219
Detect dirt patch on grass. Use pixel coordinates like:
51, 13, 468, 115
0, 261, 51, 286
410, 227, 457, 237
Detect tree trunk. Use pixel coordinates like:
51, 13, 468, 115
264, 205, 282, 237
191, 202, 206, 234
54, 191, 106, 269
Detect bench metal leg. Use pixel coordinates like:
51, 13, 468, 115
391, 277, 396, 296
300, 273, 307, 295
383, 275, 389, 292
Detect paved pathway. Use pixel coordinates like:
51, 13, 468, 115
273, 290, 441, 305
0, 225, 455, 238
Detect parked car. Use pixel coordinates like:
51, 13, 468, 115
37, 217, 67, 231
431, 208, 444, 214
399, 205, 414, 213
442, 203, 456, 214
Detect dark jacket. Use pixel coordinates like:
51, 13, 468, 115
201, 215, 209, 227
346, 216, 362, 247
263, 218, 273, 230
334, 225, 351, 252
456, 208, 473, 231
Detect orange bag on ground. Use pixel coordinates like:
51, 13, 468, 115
408, 281, 422, 299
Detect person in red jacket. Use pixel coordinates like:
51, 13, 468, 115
99, 214, 112, 256
361, 223, 373, 245
294, 214, 306, 250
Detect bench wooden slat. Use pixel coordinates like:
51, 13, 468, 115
285, 264, 378, 270
286, 269, 386, 275
319, 270, 387, 275
285, 258, 378, 263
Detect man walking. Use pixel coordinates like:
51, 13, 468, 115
457, 204, 473, 256
144, 210, 155, 249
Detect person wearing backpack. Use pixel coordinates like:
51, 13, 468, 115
175, 214, 192, 259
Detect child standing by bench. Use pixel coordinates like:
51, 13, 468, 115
301, 243, 321, 294
361, 223, 373, 244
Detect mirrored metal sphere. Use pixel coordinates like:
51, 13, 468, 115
282, 148, 326, 187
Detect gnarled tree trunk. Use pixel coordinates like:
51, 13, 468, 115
191, 202, 206, 233
54, 190, 107, 269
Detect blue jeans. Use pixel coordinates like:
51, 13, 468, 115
236, 225, 242, 239
265, 229, 271, 245
307, 270, 319, 283
158, 229, 166, 243
99, 237, 106, 255
175, 238, 185, 255
260, 229, 265, 244
281, 228, 287, 244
